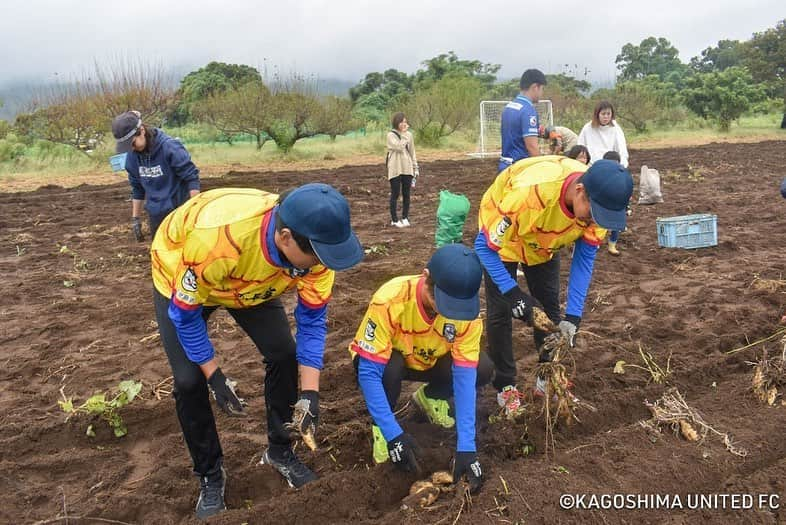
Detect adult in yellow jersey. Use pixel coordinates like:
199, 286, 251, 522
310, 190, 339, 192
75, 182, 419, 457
349, 244, 491, 493
150, 184, 363, 519
474, 157, 633, 417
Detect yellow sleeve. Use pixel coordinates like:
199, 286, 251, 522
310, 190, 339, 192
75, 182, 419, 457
297, 265, 335, 307
582, 224, 608, 246
451, 320, 482, 367
349, 302, 394, 365
171, 235, 233, 308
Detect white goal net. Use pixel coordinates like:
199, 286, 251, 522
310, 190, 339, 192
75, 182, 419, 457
472, 99, 553, 159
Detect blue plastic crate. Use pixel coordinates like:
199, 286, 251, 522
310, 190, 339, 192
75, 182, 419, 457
109, 153, 127, 172
657, 213, 717, 249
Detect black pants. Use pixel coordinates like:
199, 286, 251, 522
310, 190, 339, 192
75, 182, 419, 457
154, 290, 298, 478
355, 351, 494, 409
389, 175, 413, 222
484, 256, 561, 390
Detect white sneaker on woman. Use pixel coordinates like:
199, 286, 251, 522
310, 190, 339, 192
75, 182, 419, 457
401, 218, 411, 227
391, 220, 404, 228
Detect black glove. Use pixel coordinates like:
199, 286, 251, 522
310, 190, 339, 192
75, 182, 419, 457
503, 287, 541, 322
388, 433, 421, 473
131, 217, 144, 242
285, 390, 319, 450
452, 452, 483, 493
207, 368, 247, 417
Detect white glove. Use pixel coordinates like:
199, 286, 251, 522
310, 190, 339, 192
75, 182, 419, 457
558, 320, 578, 348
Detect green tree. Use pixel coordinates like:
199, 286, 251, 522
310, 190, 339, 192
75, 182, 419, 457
316, 96, 357, 140
616, 37, 687, 82
413, 51, 500, 91
606, 77, 672, 133
744, 19, 786, 120
403, 75, 483, 146
192, 80, 272, 149
172, 62, 261, 125
690, 40, 746, 73
16, 82, 105, 154
682, 67, 765, 131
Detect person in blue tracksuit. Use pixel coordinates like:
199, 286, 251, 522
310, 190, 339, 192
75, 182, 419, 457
112, 111, 201, 241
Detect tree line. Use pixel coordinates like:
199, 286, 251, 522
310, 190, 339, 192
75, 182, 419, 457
1, 18, 784, 159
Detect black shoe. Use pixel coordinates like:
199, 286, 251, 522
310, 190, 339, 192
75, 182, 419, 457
195, 467, 226, 520
261, 447, 317, 488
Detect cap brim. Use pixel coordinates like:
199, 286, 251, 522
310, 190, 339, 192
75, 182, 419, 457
116, 138, 134, 154
433, 285, 480, 321
589, 199, 627, 231
310, 231, 364, 271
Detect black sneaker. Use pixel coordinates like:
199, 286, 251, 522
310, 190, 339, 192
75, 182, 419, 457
261, 447, 317, 488
195, 467, 226, 520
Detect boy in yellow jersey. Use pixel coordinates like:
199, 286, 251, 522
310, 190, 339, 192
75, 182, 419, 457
349, 244, 491, 493
474, 157, 633, 417
150, 184, 363, 519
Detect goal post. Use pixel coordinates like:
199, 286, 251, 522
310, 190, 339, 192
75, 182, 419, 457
472, 99, 554, 159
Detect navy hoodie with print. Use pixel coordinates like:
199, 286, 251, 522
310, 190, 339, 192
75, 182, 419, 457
125, 129, 200, 227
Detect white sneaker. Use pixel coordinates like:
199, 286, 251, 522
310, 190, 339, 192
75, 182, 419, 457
401, 218, 411, 227
391, 220, 404, 228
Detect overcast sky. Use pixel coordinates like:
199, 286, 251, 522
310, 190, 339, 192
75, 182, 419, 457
0, 0, 782, 87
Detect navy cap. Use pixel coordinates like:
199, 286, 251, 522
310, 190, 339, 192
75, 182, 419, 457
278, 183, 363, 271
112, 111, 142, 154
582, 160, 634, 231
426, 244, 482, 321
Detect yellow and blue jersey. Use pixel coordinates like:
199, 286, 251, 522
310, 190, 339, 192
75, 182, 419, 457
151, 188, 334, 368
350, 275, 482, 452
475, 155, 606, 318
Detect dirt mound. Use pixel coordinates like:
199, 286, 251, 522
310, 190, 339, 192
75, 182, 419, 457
2, 140, 786, 524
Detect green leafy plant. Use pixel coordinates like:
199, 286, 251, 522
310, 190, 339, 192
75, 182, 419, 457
59, 380, 143, 437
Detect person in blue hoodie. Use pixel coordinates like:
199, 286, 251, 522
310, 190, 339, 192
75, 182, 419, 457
112, 111, 201, 241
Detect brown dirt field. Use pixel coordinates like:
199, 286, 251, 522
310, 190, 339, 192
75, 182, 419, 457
2, 140, 786, 524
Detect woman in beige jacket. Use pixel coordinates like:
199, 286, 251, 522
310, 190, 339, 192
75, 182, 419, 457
386, 112, 419, 228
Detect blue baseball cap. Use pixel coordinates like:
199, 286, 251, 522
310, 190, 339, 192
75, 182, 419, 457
581, 160, 634, 231
278, 183, 363, 271
426, 244, 482, 321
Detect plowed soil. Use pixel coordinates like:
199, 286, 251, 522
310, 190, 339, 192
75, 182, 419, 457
2, 140, 786, 524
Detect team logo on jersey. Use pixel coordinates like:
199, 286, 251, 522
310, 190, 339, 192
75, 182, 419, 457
364, 319, 377, 341
443, 323, 456, 343
490, 216, 512, 245
289, 267, 309, 278
181, 268, 198, 293
529, 115, 537, 127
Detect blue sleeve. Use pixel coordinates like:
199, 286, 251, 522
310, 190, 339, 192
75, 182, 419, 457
474, 231, 517, 294
452, 364, 477, 452
126, 156, 145, 200
294, 299, 327, 370
566, 238, 599, 318
168, 300, 214, 364
358, 356, 402, 441
521, 105, 539, 138
167, 141, 200, 192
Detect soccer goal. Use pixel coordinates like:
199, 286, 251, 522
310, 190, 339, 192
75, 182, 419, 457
471, 99, 554, 159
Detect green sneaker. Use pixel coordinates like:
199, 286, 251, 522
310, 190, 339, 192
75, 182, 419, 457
412, 384, 455, 429
371, 425, 388, 464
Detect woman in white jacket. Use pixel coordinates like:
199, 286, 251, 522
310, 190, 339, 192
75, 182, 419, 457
578, 101, 629, 255
578, 101, 628, 168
